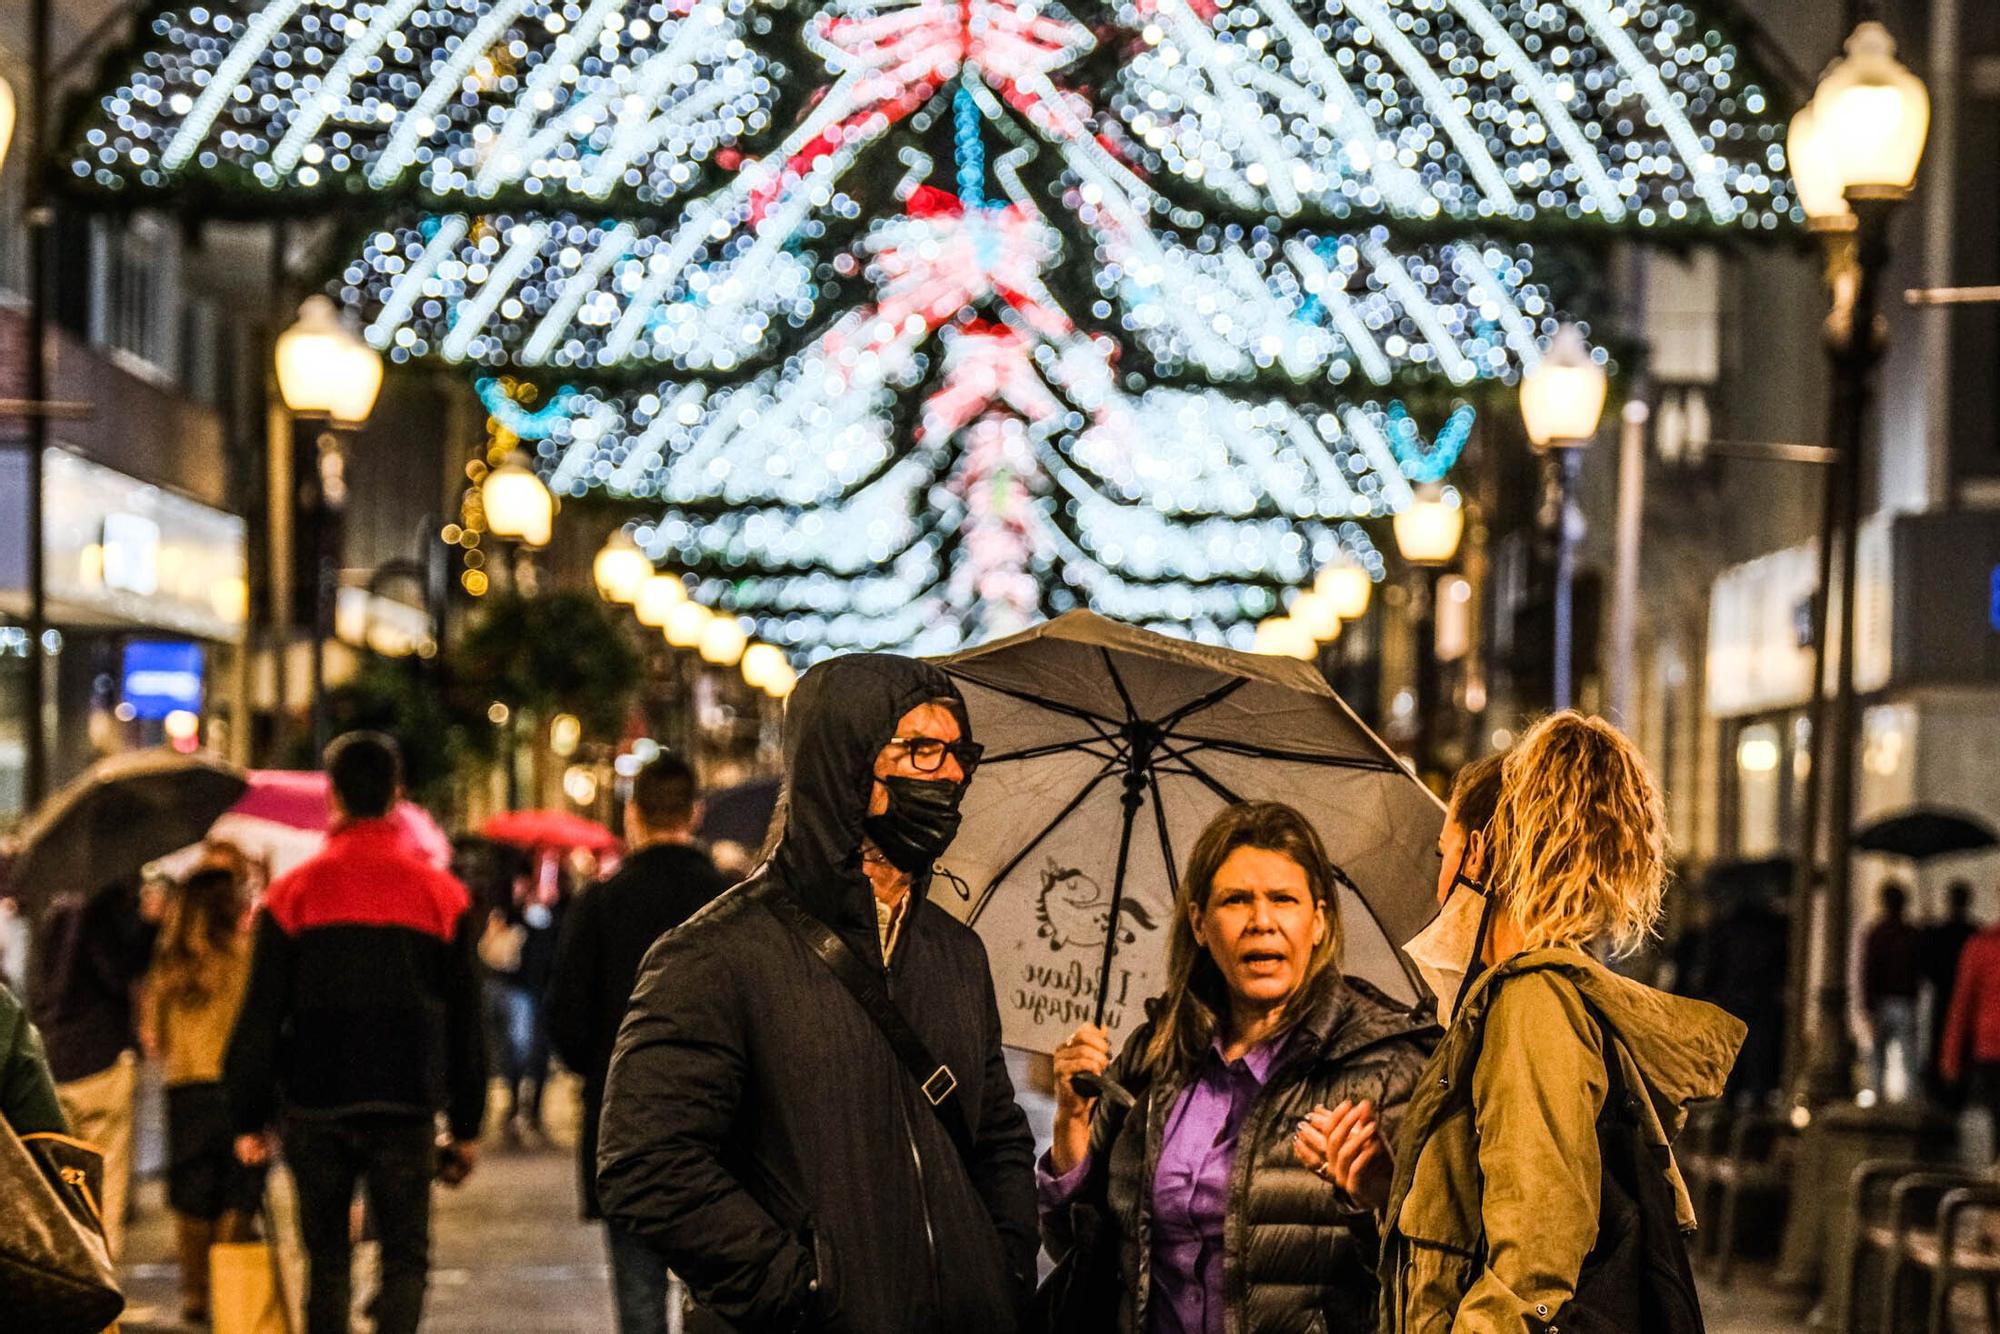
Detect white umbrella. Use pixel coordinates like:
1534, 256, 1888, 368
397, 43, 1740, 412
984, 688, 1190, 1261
933, 611, 1442, 1055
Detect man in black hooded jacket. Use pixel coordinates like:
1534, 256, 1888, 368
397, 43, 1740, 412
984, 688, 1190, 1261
597, 653, 1036, 1333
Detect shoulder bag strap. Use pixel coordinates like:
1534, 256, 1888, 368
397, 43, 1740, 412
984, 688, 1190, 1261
763, 894, 977, 1165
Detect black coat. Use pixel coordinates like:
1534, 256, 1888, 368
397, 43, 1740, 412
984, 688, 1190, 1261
597, 655, 1038, 1334
547, 841, 731, 1219
1043, 978, 1433, 1334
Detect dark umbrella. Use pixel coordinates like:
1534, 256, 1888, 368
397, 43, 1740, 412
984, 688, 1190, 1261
696, 777, 782, 851
1854, 808, 2000, 862
934, 611, 1440, 1057
11, 750, 247, 914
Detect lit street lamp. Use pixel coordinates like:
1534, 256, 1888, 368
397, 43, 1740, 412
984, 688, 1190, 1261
480, 451, 554, 548
1781, 21, 1929, 1113
0, 74, 15, 179
1314, 560, 1374, 621
273, 297, 385, 758
633, 572, 689, 628
699, 616, 749, 668
275, 296, 385, 425
593, 529, 652, 604
1518, 325, 1607, 711
1394, 484, 1466, 779
664, 600, 714, 650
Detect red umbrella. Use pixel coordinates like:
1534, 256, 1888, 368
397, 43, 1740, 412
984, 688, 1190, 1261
480, 809, 620, 853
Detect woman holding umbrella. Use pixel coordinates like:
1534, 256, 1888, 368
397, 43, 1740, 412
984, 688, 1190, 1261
1040, 801, 1432, 1334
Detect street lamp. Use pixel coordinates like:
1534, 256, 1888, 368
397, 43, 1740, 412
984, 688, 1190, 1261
593, 529, 652, 604
742, 642, 789, 692
1785, 20, 1929, 1111
1314, 560, 1374, 620
664, 600, 714, 650
1252, 616, 1317, 660
480, 451, 554, 548
274, 297, 385, 425
633, 572, 688, 628
1518, 325, 1607, 711
272, 296, 386, 758
1394, 484, 1466, 779
1391, 486, 1466, 568
0, 74, 15, 179
1287, 590, 1343, 643
699, 616, 749, 668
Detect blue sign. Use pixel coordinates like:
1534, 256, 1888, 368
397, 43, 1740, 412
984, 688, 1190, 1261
1991, 566, 2000, 633
122, 641, 205, 720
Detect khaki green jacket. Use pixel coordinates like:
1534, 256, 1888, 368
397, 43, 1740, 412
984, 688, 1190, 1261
1377, 948, 1744, 1334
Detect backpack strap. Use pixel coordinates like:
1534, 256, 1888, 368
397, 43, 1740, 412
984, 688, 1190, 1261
763, 894, 976, 1165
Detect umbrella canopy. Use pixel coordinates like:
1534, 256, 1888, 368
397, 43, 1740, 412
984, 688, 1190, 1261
1855, 808, 2000, 862
934, 611, 1441, 1055
176, 771, 454, 879
480, 808, 620, 854
11, 749, 246, 913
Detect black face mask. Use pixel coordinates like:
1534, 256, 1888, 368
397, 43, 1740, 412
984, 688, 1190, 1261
863, 776, 965, 873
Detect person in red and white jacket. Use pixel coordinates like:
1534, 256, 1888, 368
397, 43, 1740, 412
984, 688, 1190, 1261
224, 732, 485, 1334
1940, 897, 2000, 1143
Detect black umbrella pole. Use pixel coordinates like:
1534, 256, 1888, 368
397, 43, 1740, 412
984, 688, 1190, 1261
1093, 776, 1145, 1029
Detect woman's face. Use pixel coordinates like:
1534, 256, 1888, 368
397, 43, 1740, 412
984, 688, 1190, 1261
1191, 845, 1327, 1015
1434, 808, 1483, 908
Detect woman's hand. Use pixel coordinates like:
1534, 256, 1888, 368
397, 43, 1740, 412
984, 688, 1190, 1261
1050, 1023, 1111, 1176
1293, 1100, 1394, 1214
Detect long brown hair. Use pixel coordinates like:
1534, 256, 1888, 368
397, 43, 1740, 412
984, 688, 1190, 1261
152, 866, 247, 1007
1143, 802, 1345, 1083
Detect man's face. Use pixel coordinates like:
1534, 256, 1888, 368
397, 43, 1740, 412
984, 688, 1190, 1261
869, 702, 967, 817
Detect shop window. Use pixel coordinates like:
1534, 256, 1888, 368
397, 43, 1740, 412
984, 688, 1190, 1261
87, 214, 182, 379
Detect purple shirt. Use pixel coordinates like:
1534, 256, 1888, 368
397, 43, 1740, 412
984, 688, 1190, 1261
1038, 1036, 1286, 1334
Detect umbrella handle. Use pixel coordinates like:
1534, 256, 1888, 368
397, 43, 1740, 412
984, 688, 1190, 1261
1067, 1071, 1136, 1111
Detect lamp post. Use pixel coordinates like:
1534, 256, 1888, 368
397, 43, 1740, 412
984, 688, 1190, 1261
1785, 21, 1930, 1106
593, 529, 652, 605
273, 296, 384, 760
1519, 325, 1609, 711
1395, 485, 1466, 779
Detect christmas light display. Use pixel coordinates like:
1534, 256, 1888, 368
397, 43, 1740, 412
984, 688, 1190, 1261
75, 0, 1792, 652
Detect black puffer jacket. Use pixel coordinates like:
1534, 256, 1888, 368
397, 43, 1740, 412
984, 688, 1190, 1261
597, 655, 1037, 1333
1043, 978, 1434, 1334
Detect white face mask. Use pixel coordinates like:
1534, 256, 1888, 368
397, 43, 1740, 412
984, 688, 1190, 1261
1403, 848, 1497, 1024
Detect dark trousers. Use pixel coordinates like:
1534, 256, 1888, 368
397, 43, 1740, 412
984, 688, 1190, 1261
285, 1114, 435, 1334
605, 1220, 671, 1334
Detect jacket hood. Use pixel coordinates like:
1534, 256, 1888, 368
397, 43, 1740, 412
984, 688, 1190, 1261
1472, 947, 1744, 1130
767, 653, 968, 934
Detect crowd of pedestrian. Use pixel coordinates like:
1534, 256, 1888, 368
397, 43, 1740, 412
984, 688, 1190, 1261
9, 641, 1999, 1333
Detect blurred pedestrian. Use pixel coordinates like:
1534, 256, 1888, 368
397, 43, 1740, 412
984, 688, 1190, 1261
142, 861, 261, 1326
1042, 802, 1432, 1334
1352, 713, 1743, 1333
225, 732, 486, 1334
598, 654, 1037, 1332
1940, 885, 2000, 1146
28, 874, 159, 1257
1703, 878, 1790, 1108
480, 853, 564, 1147
1862, 881, 1923, 1100
1921, 881, 1980, 1101
549, 753, 730, 1334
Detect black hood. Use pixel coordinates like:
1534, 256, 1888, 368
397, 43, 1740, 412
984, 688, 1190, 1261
768, 653, 969, 935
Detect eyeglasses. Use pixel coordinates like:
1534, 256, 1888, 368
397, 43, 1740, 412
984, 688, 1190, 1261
888, 736, 985, 775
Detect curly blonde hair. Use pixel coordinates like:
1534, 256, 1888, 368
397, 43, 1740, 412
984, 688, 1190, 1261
1488, 711, 1666, 956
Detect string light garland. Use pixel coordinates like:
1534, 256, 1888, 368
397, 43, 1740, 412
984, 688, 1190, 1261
73, 0, 1794, 653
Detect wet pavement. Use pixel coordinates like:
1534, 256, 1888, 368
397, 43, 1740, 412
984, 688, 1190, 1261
110, 1073, 1812, 1333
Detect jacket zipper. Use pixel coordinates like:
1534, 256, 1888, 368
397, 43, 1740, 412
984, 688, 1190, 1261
886, 967, 945, 1323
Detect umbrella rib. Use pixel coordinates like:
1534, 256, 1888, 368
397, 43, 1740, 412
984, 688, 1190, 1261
980, 738, 1124, 766
1147, 765, 1181, 903
1169, 737, 1408, 772
1100, 647, 1143, 728
1156, 678, 1250, 733
948, 675, 1122, 729
966, 762, 1123, 922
